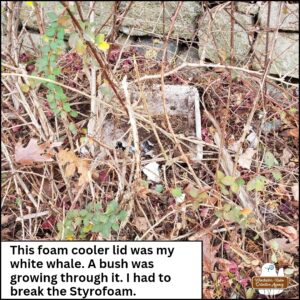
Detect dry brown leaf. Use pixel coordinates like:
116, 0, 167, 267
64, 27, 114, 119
1, 214, 14, 226
267, 238, 298, 254
57, 150, 90, 186
238, 148, 256, 169
287, 128, 299, 139
65, 163, 76, 177
270, 225, 298, 243
281, 147, 293, 166
15, 139, 54, 165
57, 149, 77, 165
133, 217, 148, 232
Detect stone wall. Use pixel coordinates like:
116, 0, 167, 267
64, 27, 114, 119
3, 1, 299, 78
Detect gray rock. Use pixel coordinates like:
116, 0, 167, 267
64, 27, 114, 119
252, 32, 299, 78
198, 8, 254, 64
20, 1, 115, 34
177, 46, 200, 64
120, 1, 202, 40
259, 1, 299, 31
134, 37, 179, 61
236, 2, 261, 15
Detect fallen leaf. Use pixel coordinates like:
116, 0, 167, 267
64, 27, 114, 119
269, 225, 298, 243
281, 148, 293, 166
264, 151, 278, 168
142, 162, 160, 183
57, 149, 90, 186
1, 214, 14, 226
133, 217, 148, 232
246, 132, 259, 148
15, 139, 54, 165
238, 148, 256, 169
291, 183, 299, 201
240, 208, 252, 216
286, 128, 299, 139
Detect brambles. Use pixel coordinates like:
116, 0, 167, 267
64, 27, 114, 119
35, 11, 78, 121
216, 171, 245, 195
57, 201, 127, 240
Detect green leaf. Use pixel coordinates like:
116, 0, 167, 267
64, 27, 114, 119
109, 215, 117, 224
99, 214, 109, 223
118, 210, 127, 221
221, 185, 230, 195
188, 187, 199, 198
52, 67, 61, 76
272, 170, 282, 181
198, 192, 208, 200
95, 203, 102, 210
47, 94, 55, 102
66, 209, 79, 219
112, 223, 120, 231
49, 101, 57, 109
74, 217, 82, 226
223, 203, 232, 212
106, 200, 118, 214
155, 184, 164, 193
63, 103, 71, 112
235, 178, 245, 186
230, 181, 239, 193
20, 84, 30, 93
221, 176, 235, 186
99, 84, 114, 98
92, 223, 102, 233
270, 240, 279, 251
68, 122, 77, 135
246, 176, 266, 192
79, 209, 88, 217
57, 28, 65, 40
45, 27, 56, 37
171, 187, 182, 198
47, 12, 58, 22
246, 288, 255, 299
215, 210, 223, 218
95, 34, 105, 44
264, 151, 278, 168
75, 39, 87, 55
224, 206, 241, 222
69, 110, 78, 118
101, 222, 112, 238
216, 170, 225, 182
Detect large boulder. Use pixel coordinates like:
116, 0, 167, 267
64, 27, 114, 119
252, 32, 299, 78
198, 8, 254, 64
258, 1, 299, 31
20, 1, 115, 34
120, 1, 202, 40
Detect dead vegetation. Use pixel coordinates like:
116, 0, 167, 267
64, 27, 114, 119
1, 1, 299, 299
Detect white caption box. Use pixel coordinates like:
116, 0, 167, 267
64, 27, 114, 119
1, 242, 202, 299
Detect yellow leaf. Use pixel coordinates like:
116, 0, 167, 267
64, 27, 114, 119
75, 39, 86, 55
66, 235, 74, 240
20, 84, 30, 93
241, 208, 252, 216
65, 163, 76, 177
25, 1, 34, 7
145, 48, 157, 59
97, 41, 109, 51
